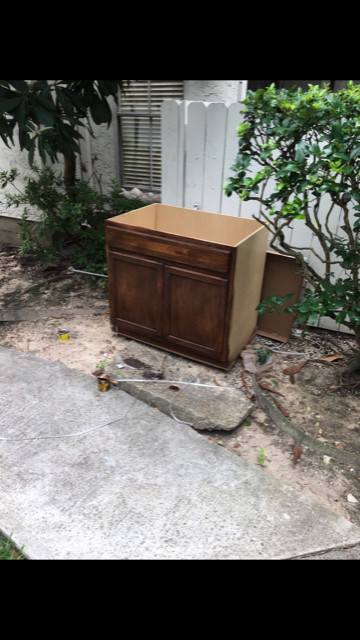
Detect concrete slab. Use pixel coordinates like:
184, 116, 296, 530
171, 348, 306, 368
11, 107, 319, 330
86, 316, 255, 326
1, 345, 360, 560
107, 340, 253, 431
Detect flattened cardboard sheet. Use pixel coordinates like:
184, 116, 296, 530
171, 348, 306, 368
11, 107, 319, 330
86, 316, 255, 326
257, 252, 303, 343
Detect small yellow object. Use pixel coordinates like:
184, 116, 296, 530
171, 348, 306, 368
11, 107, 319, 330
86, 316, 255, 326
98, 378, 110, 392
58, 330, 69, 342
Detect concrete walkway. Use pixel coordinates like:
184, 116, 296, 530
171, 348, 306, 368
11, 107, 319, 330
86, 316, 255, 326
1, 344, 360, 560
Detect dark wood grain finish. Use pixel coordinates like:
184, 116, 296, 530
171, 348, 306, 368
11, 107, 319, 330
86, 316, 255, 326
163, 266, 228, 358
106, 224, 231, 275
107, 250, 163, 337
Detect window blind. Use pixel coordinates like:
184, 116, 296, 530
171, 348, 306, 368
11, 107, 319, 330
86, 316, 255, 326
118, 80, 183, 192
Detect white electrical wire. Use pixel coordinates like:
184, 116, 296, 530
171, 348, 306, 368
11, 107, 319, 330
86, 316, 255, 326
0, 417, 125, 442
0, 378, 236, 442
113, 378, 233, 388
67, 266, 108, 278
270, 348, 307, 356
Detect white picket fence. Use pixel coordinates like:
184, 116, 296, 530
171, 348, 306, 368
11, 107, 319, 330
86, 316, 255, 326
161, 99, 354, 334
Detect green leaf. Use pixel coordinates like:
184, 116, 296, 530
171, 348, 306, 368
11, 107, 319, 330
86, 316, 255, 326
28, 138, 36, 166
0, 96, 23, 113
333, 151, 350, 162
237, 122, 251, 136
256, 303, 267, 316
0, 85, 17, 99
295, 140, 307, 163
331, 122, 343, 142
89, 96, 112, 125
284, 162, 301, 173
6, 80, 28, 93
350, 145, 360, 159
351, 189, 360, 203
31, 101, 54, 127
336, 310, 347, 323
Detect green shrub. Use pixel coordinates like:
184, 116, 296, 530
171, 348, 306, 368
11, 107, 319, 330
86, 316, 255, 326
0, 165, 145, 276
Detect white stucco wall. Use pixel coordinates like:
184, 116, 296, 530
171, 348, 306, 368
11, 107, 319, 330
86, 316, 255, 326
78, 97, 119, 194
0, 136, 48, 221
184, 80, 246, 104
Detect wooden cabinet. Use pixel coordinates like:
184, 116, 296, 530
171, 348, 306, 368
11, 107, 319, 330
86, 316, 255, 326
105, 204, 268, 370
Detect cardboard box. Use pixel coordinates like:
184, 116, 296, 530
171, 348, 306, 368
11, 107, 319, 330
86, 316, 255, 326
257, 251, 304, 342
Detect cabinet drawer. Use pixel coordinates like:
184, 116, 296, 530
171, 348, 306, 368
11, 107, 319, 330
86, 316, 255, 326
106, 224, 232, 275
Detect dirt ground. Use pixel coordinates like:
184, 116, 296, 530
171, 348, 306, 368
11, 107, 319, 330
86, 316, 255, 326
1, 242, 360, 528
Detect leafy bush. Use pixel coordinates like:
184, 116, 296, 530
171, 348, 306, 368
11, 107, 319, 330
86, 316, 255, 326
0, 166, 145, 276
224, 81, 360, 348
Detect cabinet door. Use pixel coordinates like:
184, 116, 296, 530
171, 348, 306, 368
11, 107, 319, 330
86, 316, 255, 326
108, 250, 163, 337
164, 266, 228, 359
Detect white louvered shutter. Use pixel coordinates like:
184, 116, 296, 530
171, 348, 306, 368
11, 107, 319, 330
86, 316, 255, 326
118, 80, 183, 191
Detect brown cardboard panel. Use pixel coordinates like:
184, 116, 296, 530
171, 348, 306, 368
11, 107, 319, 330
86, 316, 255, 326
228, 225, 269, 361
257, 252, 303, 343
110, 203, 262, 247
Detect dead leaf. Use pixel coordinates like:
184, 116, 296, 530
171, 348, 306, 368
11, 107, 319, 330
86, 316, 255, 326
240, 372, 254, 400
213, 379, 221, 387
272, 398, 290, 417
290, 374, 295, 385
293, 445, 302, 465
283, 360, 308, 376
319, 353, 345, 363
240, 372, 250, 392
258, 382, 285, 397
